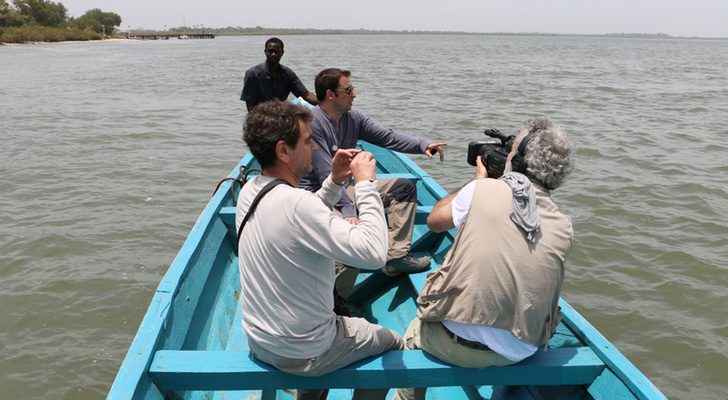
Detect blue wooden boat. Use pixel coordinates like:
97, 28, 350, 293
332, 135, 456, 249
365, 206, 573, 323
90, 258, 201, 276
107, 142, 667, 400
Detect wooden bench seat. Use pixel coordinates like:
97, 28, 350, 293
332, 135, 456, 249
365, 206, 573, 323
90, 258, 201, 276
149, 347, 604, 393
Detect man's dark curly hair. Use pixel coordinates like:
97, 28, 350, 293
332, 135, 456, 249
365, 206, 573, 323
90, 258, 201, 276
243, 100, 312, 168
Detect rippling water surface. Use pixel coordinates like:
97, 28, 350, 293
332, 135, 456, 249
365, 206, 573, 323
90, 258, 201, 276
1, 35, 727, 399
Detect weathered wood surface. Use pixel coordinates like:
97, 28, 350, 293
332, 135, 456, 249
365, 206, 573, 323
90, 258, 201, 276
149, 347, 605, 392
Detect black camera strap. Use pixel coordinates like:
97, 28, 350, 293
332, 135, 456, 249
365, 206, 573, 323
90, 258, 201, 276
517, 130, 538, 156
235, 178, 291, 255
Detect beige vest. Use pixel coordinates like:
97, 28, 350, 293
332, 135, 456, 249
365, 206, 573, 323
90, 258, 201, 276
417, 179, 573, 346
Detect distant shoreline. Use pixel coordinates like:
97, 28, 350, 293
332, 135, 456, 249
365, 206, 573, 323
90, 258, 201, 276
3, 30, 726, 46
137, 28, 728, 40
0, 38, 130, 46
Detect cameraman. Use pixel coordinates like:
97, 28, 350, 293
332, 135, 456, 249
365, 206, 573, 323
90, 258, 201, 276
393, 117, 575, 400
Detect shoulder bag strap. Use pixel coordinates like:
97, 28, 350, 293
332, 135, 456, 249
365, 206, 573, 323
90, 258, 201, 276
235, 178, 291, 255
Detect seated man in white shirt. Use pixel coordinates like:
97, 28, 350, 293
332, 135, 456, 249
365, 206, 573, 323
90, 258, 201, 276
237, 100, 404, 400
394, 117, 575, 400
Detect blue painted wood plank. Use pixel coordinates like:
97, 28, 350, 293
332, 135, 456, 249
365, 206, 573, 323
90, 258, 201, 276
558, 300, 667, 400
406, 260, 435, 294
364, 276, 418, 333
110, 147, 666, 400
588, 368, 640, 400
107, 155, 254, 400
161, 216, 231, 351
548, 322, 584, 349
425, 386, 475, 400
149, 347, 604, 392
224, 290, 249, 352
347, 271, 395, 304
410, 224, 434, 248
218, 206, 236, 226
106, 291, 171, 400
181, 252, 239, 350
414, 205, 432, 225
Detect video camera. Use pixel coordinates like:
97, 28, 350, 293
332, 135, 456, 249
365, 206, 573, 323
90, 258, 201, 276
467, 128, 526, 179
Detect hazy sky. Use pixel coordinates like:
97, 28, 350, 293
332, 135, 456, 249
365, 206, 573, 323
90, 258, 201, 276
59, 0, 728, 38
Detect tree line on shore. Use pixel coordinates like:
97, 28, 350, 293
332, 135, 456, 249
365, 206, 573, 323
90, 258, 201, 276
0, 0, 121, 43
135, 25, 686, 39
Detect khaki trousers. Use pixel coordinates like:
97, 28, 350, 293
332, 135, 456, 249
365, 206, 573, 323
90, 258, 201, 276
249, 315, 405, 400
345, 177, 417, 260
336, 178, 417, 298
392, 319, 516, 400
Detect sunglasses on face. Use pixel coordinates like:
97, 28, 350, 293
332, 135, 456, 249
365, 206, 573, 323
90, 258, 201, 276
337, 86, 355, 95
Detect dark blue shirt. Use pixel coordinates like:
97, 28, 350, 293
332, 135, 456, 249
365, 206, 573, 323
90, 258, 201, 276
240, 62, 309, 107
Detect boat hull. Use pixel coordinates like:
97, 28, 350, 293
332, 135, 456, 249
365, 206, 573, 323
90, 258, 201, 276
108, 143, 665, 400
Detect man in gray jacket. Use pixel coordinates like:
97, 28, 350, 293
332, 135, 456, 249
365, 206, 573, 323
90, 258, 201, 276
394, 117, 575, 400
238, 100, 403, 400
300, 68, 447, 284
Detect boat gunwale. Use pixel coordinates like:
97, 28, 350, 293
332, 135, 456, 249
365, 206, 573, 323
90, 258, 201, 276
558, 300, 666, 400
385, 146, 665, 400
108, 148, 666, 400
107, 154, 253, 399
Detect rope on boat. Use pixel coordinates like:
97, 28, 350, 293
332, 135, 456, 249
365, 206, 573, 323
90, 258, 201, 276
212, 165, 261, 204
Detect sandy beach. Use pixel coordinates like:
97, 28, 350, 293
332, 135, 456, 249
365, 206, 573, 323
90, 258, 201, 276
1, 37, 133, 46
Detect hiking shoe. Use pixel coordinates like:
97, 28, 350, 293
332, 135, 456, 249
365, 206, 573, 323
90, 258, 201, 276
382, 254, 431, 276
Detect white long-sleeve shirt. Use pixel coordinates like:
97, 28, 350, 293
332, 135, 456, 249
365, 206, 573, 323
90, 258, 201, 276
236, 174, 387, 358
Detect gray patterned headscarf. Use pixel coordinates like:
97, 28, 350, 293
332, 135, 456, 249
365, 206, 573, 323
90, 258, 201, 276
500, 172, 541, 243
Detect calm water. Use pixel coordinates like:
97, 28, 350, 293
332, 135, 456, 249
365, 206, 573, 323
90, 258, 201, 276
1, 35, 727, 399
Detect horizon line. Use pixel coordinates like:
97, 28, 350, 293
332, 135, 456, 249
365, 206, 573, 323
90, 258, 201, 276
126, 26, 728, 40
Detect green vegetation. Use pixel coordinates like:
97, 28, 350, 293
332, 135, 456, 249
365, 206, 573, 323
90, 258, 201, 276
74, 8, 121, 36
0, 24, 100, 42
0, 0, 121, 43
133, 25, 471, 37
133, 25, 690, 39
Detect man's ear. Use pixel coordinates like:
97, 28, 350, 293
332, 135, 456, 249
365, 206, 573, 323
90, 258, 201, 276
275, 140, 290, 163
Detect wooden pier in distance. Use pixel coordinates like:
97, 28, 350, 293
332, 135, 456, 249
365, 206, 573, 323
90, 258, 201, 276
132, 33, 215, 40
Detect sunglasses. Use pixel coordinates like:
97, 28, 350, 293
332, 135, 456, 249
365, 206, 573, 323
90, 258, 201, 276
337, 86, 355, 95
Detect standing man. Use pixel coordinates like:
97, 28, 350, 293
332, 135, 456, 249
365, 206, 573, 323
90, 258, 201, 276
240, 37, 319, 111
238, 100, 403, 400
300, 68, 447, 280
393, 117, 575, 400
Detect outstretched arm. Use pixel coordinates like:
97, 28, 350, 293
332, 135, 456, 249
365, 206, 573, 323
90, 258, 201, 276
302, 91, 319, 106
358, 113, 431, 154
425, 142, 447, 161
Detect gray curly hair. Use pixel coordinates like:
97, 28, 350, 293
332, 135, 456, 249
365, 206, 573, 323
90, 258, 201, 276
521, 117, 574, 190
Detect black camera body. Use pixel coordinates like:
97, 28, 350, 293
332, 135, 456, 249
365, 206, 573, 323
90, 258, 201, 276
467, 128, 525, 178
